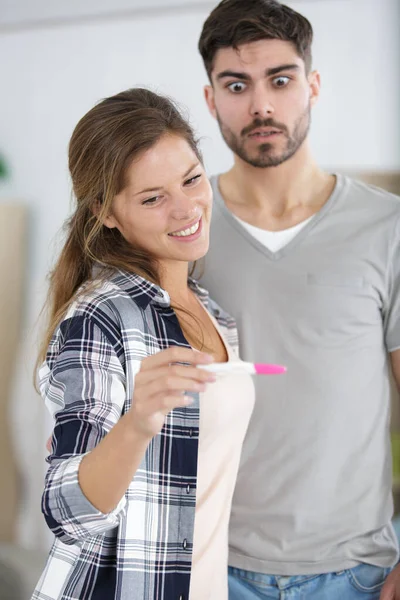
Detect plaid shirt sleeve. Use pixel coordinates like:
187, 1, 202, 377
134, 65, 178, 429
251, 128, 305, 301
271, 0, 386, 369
40, 313, 129, 545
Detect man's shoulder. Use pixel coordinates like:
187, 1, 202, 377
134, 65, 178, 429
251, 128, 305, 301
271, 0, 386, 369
344, 174, 400, 210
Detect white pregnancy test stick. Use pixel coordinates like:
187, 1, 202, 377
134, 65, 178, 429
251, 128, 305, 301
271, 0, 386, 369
198, 361, 287, 375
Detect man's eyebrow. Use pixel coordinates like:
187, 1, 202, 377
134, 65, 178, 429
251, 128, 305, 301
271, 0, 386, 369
216, 64, 300, 81
216, 70, 251, 81
266, 64, 300, 76
134, 162, 200, 196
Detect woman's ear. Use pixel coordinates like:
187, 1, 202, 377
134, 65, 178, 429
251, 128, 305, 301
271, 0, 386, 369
102, 213, 118, 229
92, 199, 117, 229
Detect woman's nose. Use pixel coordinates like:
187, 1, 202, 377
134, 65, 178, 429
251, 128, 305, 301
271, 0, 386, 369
170, 191, 198, 220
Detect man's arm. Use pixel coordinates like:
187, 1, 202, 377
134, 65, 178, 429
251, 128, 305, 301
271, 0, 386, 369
380, 350, 400, 599
390, 350, 400, 392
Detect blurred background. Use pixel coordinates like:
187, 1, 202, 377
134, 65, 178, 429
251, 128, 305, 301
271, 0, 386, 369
0, 0, 399, 597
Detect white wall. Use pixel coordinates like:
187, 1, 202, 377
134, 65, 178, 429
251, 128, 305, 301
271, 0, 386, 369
0, 0, 398, 551
0, 0, 215, 28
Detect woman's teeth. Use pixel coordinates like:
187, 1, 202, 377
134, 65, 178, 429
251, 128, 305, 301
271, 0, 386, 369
169, 220, 200, 237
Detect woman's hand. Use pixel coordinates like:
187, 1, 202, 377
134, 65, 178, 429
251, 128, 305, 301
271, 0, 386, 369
127, 347, 215, 439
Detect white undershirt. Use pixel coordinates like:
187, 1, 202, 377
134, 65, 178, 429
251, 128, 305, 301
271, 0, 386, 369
233, 214, 314, 252
189, 307, 255, 600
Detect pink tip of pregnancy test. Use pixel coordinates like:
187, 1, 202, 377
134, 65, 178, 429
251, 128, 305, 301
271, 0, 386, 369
254, 363, 287, 375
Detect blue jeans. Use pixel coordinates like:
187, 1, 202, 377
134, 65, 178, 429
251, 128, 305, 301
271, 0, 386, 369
228, 564, 393, 599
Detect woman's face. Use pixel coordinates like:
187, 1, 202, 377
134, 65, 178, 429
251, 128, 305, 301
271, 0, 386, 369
104, 134, 212, 268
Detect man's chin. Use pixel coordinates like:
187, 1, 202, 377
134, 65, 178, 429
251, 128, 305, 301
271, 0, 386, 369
238, 151, 283, 169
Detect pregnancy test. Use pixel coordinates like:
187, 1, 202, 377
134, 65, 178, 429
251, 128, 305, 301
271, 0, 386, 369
198, 361, 287, 375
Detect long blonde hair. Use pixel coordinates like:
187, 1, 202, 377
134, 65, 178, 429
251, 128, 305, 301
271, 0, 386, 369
37, 88, 203, 369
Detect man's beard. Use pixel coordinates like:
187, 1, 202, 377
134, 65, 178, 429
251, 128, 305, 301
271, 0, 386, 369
216, 105, 311, 168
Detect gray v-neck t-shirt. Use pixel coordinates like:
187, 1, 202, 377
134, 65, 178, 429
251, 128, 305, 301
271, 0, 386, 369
199, 174, 400, 575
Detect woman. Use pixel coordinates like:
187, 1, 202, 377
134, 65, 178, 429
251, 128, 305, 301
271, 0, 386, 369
32, 88, 255, 600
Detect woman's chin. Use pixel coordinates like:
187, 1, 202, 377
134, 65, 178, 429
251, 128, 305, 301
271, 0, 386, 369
189, 240, 210, 262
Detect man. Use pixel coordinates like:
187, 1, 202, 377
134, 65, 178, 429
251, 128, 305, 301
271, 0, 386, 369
197, 1, 400, 598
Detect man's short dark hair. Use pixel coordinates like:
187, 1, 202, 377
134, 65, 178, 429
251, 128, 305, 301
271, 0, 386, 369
198, 0, 313, 79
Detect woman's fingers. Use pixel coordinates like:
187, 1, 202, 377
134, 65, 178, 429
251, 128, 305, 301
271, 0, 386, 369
157, 394, 194, 411
138, 372, 209, 399
129, 347, 215, 439
136, 364, 216, 387
139, 346, 213, 372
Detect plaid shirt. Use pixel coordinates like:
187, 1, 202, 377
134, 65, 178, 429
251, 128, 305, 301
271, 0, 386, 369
32, 269, 238, 600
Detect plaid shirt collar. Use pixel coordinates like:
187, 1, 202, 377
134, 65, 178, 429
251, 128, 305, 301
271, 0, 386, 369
102, 266, 214, 314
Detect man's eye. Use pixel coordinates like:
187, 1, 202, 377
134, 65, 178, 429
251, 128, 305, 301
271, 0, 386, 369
273, 76, 290, 88
184, 174, 202, 186
227, 81, 247, 93
142, 196, 160, 205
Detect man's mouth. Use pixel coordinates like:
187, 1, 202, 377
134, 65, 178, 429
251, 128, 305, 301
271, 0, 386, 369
168, 218, 201, 237
248, 128, 281, 138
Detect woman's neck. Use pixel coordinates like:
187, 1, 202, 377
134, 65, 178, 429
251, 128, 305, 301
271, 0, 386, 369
158, 260, 191, 306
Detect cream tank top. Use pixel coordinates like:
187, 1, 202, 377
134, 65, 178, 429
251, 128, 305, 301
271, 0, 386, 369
189, 311, 255, 600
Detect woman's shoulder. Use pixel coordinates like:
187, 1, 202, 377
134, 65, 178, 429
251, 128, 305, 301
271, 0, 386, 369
41, 270, 166, 382
51, 271, 154, 351
65, 269, 160, 324
60, 281, 126, 337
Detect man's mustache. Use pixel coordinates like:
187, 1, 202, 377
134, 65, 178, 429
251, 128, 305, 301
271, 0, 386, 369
241, 118, 288, 137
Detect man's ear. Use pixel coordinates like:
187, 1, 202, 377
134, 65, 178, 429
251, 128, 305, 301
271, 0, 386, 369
92, 199, 117, 229
309, 70, 321, 107
204, 84, 217, 119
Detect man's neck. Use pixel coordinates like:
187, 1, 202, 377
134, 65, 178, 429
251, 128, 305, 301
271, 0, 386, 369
218, 144, 336, 231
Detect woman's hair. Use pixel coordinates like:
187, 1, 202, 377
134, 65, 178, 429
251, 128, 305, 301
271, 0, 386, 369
198, 0, 313, 79
37, 87, 202, 366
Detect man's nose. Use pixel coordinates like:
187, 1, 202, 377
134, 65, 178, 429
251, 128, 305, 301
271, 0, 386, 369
249, 84, 274, 118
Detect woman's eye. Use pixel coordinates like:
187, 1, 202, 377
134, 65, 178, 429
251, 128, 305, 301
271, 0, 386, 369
184, 174, 202, 186
142, 196, 160, 205
273, 76, 290, 88
227, 81, 247, 93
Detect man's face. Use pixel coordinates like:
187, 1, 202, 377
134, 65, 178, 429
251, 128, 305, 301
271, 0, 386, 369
204, 39, 320, 168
